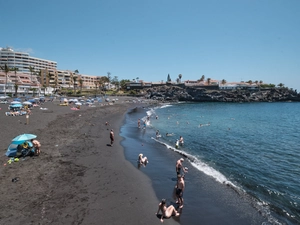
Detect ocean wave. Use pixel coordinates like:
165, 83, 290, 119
151, 137, 236, 187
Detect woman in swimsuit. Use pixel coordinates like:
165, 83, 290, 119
138, 153, 148, 164
156, 199, 180, 222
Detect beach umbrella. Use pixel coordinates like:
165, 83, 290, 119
13, 98, 22, 102
11, 101, 21, 104
75, 102, 82, 106
28, 99, 36, 103
0, 96, 9, 99
11, 133, 37, 144
23, 101, 32, 105
10, 104, 23, 108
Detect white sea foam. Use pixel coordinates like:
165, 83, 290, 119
151, 137, 236, 187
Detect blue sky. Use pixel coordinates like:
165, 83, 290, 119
1, 0, 299, 90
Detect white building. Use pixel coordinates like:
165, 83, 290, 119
0, 47, 57, 74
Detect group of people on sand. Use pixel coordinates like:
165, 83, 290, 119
156, 158, 187, 222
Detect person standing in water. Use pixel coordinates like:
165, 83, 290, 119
175, 174, 185, 208
176, 158, 187, 175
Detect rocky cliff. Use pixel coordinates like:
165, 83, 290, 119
145, 86, 300, 102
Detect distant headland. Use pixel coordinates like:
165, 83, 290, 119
143, 84, 300, 102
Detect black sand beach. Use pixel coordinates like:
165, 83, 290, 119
0, 97, 268, 225
0, 98, 178, 225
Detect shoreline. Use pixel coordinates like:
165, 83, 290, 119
0, 98, 177, 224
121, 104, 269, 225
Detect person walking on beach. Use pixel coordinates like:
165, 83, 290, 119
175, 174, 185, 208
176, 158, 187, 175
110, 129, 114, 146
156, 199, 180, 223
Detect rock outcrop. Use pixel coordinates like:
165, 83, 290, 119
145, 86, 300, 102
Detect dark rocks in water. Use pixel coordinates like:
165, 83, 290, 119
145, 85, 300, 102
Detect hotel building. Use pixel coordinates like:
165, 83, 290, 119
0, 47, 103, 96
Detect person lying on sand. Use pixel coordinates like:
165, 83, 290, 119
156, 199, 180, 223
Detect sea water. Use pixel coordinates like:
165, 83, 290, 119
121, 102, 300, 225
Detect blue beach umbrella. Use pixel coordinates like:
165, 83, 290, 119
11, 134, 37, 144
10, 104, 23, 108
13, 98, 22, 102
28, 99, 36, 103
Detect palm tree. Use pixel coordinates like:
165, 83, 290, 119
35, 69, 42, 96
54, 71, 59, 93
73, 76, 78, 94
29, 66, 35, 88
11, 67, 19, 97
107, 72, 111, 90
0, 64, 10, 97
14, 83, 19, 97
94, 81, 98, 97
221, 79, 226, 85
178, 74, 182, 83
200, 75, 205, 82
207, 78, 211, 85
43, 84, 47, 96
167, 74, 171, 82
79, 78, 83, 93
136, 77, 139, 83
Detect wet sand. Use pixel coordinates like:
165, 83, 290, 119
0, 98, 178, 225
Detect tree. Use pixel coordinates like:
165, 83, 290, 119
111, 76, 119, 90
207, 78, 211, 85
99, 76, 109, 94
221, 79, 226, 85
11, 67, 19, 97
54, 71, 59, 93
167, 74, 171, 82
0, 64, 10, 97
43, 84, 47, 96
14, 83, 19, 97
79, 78, 83, 93
178, 74, 182, 83
32, 88, 37, 97
73, 76, 78, 94
247, 80, 253, 85
119, 79, 130, 91
200, 75, 205, 82
176, 78, 180, 84
136, 77, 139, 83
94, 81, 98, 97
29, 66, 35, 89
278, 83, 284, 88
107, 72, 111, 89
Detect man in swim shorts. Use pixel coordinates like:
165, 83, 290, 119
176, 158, 187, 175
176, 174, 185, 208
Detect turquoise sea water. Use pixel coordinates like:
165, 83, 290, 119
122, 102, 300, 225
